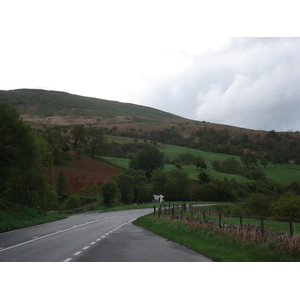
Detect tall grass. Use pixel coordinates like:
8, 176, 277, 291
134, 214, 300, 262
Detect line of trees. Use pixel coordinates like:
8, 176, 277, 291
103, 126, 300, 164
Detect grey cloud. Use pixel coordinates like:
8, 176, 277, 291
135, 38, 300, 131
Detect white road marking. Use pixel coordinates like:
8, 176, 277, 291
73, 251, 82, 256
64, 258, 73, 262
0, 215, 119, 253
82, 246, 89, 250
90, 242, 96, 245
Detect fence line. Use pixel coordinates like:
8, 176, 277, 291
153, 204, 300, 237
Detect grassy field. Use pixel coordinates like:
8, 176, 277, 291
103, 138, 300, 184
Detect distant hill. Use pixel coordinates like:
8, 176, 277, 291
0, 88, 260, 136
0, 88, 191, 124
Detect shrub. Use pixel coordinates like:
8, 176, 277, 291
100, 181, 118, 205
62, 194, 82, 210
273, 193, 300, 219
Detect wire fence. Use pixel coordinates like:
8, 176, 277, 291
153, 203, 300, 237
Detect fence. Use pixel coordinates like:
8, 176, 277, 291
153, 203, 300, 237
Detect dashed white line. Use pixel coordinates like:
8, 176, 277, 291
64, 258, 73, 262
0, 215, 118, 253
63, 218, 135, 261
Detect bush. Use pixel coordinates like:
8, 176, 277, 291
62, 194, 82, 210
243, 193, 276, 217
100, 181, 118, 205
273, 193, 300, 219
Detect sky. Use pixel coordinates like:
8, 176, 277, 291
1, 0, 300, 131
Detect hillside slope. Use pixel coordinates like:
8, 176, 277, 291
1, 88, 266, 139
0, 88, 190, 125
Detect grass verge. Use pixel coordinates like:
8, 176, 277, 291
0, 202, 67, 234
133, 214, 300, 262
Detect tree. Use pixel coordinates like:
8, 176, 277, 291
193, 156, 207, 170
260, 157, 269, 168
179, 152, 195, 165
0, 102, 38, 183
221, 157, 241, 174
0, 102, 47, 205
57, 169, 67, 199
114, 172, 134, 204
70, 124, 85, 151
241, 151, 258, 169
100, 181, 118, 205
273, 194, 300, 218
129, 144, 164, 178
85, 127, 105, 157
164, 169, 191, 202
198, 171, 210, 184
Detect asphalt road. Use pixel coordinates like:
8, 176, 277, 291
0, 208, 212, 262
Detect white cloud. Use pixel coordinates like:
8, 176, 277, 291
1, 1, 300, 131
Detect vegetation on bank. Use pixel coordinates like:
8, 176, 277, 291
133, 213, 300, 262
0, 201, 67, 234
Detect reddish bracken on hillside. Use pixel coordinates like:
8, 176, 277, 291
47, 153, 122, 195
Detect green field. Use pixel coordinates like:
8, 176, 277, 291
103, 139, 300, 184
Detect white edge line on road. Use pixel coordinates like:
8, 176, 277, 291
0, 215, 118, 253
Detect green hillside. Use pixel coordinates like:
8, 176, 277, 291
0, 89, 187, 122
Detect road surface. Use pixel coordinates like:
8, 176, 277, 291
0, 208, 212, 262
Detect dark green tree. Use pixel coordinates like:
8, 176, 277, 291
273, 194, 300, 218
57, 169, 67, 199
241, 151, 258, 169
260, 157, 269, 168
129, 144, 164, 178
70, 124, 86, 151
0, 102, 38, 187
193, 156, 207, 170
198, 171, 210, 184
164, 169, 191, 202
85, 127, 105, 158
100, 181, 118, 205
114, 172, 134, 204
179, 152, 195, 165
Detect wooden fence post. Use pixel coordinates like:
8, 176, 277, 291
172, 208, 174, 220
203, 211, 206, 223
239, 215, 243, 225
180, 210, 183, 220
154, 205, 156, 217
261, 216, 265, 237
219, 212, 222, 228
289, 218, 294, 236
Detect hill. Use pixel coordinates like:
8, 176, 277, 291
2, 88, 300, 164
0, 88, 261, 135
0, 88, 190, 125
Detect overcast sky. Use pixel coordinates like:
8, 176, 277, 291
1, 0, 300, 131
